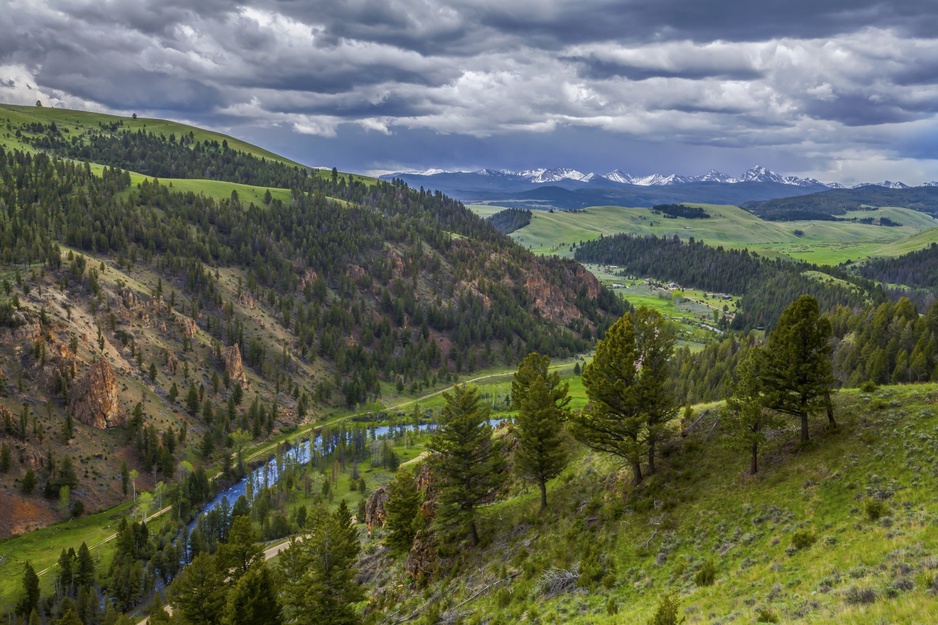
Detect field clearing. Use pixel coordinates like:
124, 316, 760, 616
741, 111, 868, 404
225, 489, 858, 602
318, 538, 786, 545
470, 203, 938, 263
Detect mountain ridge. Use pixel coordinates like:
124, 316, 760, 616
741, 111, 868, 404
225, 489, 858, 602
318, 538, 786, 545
384, 164, 930, 190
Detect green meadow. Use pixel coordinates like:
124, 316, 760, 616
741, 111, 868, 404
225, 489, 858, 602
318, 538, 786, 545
470, 203, 938, 265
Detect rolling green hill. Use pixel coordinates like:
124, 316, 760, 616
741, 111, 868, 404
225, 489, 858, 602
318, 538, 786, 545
468, 203, 938, 265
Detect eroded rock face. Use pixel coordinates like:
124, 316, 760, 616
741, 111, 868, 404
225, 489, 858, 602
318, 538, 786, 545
405, 529, 438, 580
364, 485, 390, 531
69, 359, 123, 429
224, 344, 248, 387
179, 316, 198, 338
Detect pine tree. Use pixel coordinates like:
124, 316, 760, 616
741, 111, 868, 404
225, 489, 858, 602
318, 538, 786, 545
187, 382, 200, 416
21, 467, 37, 494
761, 295, 835, 442
723, 347, 779, 474
515, 373, 570, 512
217, 515, 262, 583
633, 307, 678, 475
279, 502, 363, 625
428, 384, 505, 545
511, 353, 571, 512
570, 311, 645, 484
17, 562, 40, 617
384, 470, 422, 553
222, 563, 283, 625
75, 542, 95, 588
169, 552, 226, 625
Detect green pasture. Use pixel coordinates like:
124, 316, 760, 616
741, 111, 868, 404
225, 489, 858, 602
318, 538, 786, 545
469, 203, 938, 264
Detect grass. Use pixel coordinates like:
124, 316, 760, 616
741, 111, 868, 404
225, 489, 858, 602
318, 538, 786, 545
365, 382, 938, 624
468, 203, 938, 264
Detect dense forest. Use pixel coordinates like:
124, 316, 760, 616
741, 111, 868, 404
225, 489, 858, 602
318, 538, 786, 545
572, 233, 877, 330
650, 204, 710, 219
486, 208, 532, 234
0, 136, 624, 408
856, 243, 938, 291
742, 186, 938, 221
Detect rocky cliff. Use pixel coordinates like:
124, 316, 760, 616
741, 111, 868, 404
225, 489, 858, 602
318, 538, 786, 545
68, 359, 123, 429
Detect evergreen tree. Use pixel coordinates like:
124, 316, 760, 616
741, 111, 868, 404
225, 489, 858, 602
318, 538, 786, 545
570, 312, 645, 484
428, 384, 505, 545
21, 467, 37, 494
169, 552, 226, 625
723, 348, 779, 474
56, 602, 84, 625
511, 353, 571, 512
222, 563, 283, 625
633, 307, 678, 475
384, 470, 422, 554
18, 562, 40, 617
75, 542, 95, 589
217, 515, 263, 583
279, 502, 363, 625
762, 295, 836, 442
187, 382, 200, 416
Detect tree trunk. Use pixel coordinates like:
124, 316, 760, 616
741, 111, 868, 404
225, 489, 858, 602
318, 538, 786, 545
632, 462, 643, 485
468, 520, 479, 547
825, 392, 837, 428
647, 443, 656, 475
751, 440, 759, 475
800, 410, 809, 442
538, 481, 547, 514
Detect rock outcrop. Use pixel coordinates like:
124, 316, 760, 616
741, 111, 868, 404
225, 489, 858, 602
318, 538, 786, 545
69, 359, 123, 428
224, 344, 248, 387
364, 485, 390, 531
179, 316, 198, 338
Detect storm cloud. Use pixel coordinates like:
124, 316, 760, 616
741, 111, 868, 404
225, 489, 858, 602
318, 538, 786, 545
2, 0, 938, 184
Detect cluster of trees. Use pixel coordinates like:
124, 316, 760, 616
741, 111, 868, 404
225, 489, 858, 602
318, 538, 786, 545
486, 208, 532, 234
857, 243, 938, 291
743, 186, 938, 221
651, 204, 710, 219
671, 295, 938, 406
573, 233, 877, 330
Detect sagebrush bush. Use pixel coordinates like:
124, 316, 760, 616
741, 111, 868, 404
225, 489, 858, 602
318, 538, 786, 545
755, 607, 779, 623
694, 560, 716, 587
791, 530, 817, 550
865, 498, 887, 521
845, 586, 877, 605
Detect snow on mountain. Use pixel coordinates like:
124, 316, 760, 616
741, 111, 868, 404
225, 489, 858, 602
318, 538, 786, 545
852, 181, 911, 190
386, 165, 924, 189
925, 181, 938, 187
600, 169, 634, 184
631, 173, 692, 186
694, 169, 734, 183
519, 167, 591, 183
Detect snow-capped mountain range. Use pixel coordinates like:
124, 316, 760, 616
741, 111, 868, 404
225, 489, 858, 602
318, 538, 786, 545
392, 165, 935, 190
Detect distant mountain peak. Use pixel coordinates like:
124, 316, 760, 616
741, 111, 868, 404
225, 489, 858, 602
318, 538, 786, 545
382, 165, 928, 190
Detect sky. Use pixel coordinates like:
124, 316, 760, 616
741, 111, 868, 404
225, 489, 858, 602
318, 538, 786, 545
2, 0, 938, 185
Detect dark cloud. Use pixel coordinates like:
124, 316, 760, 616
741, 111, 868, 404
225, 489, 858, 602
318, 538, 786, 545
1, 0, 938, 183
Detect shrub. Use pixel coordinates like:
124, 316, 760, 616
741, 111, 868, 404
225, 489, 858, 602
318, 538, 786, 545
865, 498, 887, 521
606, 597, 619, 616
648, 593, 685, 625
845, 586, 877, 605
791, 530, 817, 551
756, 607, 779, 623
694, 560, 716, 587
859, 380, 877, 393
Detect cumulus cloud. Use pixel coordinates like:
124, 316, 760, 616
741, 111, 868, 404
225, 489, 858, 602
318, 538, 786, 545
1, 0, 938, 181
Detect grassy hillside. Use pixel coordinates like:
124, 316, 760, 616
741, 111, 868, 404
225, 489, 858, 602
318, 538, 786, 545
365, 382, 938, 624
0, 104, 297, 165
468, 204, 936, 264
